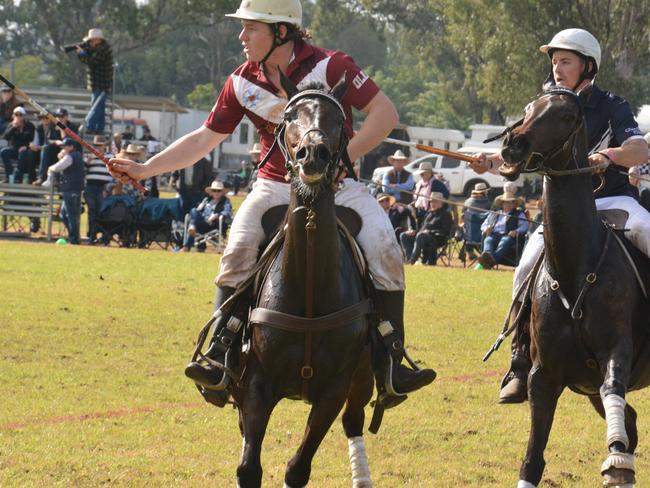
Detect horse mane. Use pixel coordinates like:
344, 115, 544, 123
300, 81, 327, 92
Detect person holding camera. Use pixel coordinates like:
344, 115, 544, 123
72, 28, 113, 136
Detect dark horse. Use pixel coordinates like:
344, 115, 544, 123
499, 86, 649, 487
229, 75, 375, 488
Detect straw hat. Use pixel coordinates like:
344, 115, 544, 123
249, 143, 262, 155
376, 192, 396, 206
92, 135, 107, 146
117, 143, 145, 159
413, 161, 435, 175
84, 28, 104, 41
500, 191, 518, 202
388, 149, 408, 162
205, 180, 225, 193
644, 132, 650, 145
471, 182, 489, 195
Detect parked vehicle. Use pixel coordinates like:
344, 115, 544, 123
371, 145, 523, 197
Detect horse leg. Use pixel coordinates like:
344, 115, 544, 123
284, 390, 348, 488
236, 369, 278, 488
517, 364, 563, 487
600, 356, 636, 487
342, 355, 374, 488
589, 396, 639, 454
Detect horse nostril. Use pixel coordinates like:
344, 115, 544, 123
296, 147, 308, 161
315, 144, 331, 162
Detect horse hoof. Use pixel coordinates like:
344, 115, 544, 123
603, 467, 635, 487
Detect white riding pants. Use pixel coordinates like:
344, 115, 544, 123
513, 195, 650, 298
216, 177, 405, 291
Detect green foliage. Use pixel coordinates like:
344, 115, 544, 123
187, 82, 218, 111
0, 56, 54, 87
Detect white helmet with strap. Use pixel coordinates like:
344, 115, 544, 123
226, 0, 302, 27
540, 28, 601, 71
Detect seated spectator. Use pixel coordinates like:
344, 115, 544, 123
492, 181, 525, 211
121, 125, 134, 144
140, 126, 157, 141
528, 199, 544, 236
114, 143, 158, 198
400, 192, 452, 266
412, 161, 450, 226
182, 180, 233, 252
463, 182, 492, 212
1, 106, 35, 183
0, 86, 20, 134
171, 156, 213, 217
85, 135, 114, 244
377, 192, 416, 242
478, 192, 529, 269
382, 150, 414, 204
629, 166, 650, 213
45, 138, 85, 244
27, 114, 58, 184
33, 108, 79, 185
111, 132, 123, 154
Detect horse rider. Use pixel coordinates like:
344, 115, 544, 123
109, 0, 436, 404
469, 28, 650, 403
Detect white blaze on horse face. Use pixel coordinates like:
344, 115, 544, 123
348, 436, 372, 488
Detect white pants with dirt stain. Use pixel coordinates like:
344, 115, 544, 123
513, 195, 650, 298
216, 177, 405, 291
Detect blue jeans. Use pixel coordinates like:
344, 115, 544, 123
483, 232, 516, 264
1, 147, 29, 182
183, 208, 222, 249
86, 90, 107, 133
61, 191, 82, 244
84, 184, 106, 242
38, 144, 60, 179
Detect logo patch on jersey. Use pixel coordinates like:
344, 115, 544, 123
243, 87, 262, 109
352, 71, 369, 90
625, 127, 643, 136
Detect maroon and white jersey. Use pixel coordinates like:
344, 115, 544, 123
204, 39, 380, 182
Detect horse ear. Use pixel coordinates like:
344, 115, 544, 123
329, 72, 348, 102
577, 82, 594, 106
279, 68, 299, 100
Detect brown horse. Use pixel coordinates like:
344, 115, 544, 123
499, 86, 650, 487
230, 75, 376, 488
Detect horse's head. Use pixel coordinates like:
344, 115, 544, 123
499, 86, 590, 181
278, 72, 348, 200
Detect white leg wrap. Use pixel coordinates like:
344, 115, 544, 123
283, 484, 306, 488
601, 452, 635, 475
603, 394, 629, 450
516, 481, 537, 488
348, 436, 372, 488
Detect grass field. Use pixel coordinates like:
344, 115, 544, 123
1, 240, 650, 487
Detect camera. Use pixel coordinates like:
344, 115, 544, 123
63, 40, 91, 53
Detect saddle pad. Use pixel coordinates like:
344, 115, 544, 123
261, 204, 362, 238
598, 209, 629, 230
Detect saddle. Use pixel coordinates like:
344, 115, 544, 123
261, 204, 362, 241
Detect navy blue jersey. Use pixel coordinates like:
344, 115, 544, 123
585, 85, 644, 198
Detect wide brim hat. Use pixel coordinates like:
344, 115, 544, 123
413, 161, 434, 175
376, 192, 396, 206
84, 28, 104, 41
388, 149, 408, 162
471, 182, 489, 195
500, 191, 518, 202
92, 135, 107, 146
117, 143, 145, 159
205, 180, 225, 193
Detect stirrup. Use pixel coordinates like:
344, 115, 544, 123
196, 347, 237, 391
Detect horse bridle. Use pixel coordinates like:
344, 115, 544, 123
269, 89, 354, 182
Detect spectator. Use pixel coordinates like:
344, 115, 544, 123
27, 114, 57, 183
478, 192, 528, 269
463, 182, 492, 212
182, 180, 233, 252
45, 138, 85, 244
140, 126, 157, 141
492, 181, 525, 211
1, 106, 35, 183
382, 149, 414, 204
111, 132, 123, 154
113, 143, 157, 198
0, 86, 21, 134
76, 28, 113, 135
246, 143, 261, 191
120, 126, 134, 144
400, 192, 451, 265
171, 156, 213, 217
411, 161, 449, 226
528, 199, 544, 236
33, 108, 79, 185
377, 191, 415, 242
629, 166, 650, 213
85, 135, 114, 244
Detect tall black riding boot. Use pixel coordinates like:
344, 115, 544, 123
184, 286, 243, 389
374, 290, 437, 395
499, 301, 532, 404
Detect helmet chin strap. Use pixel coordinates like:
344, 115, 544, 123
260, 24, 291, 65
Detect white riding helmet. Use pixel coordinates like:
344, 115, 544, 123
540, 28, 601, 71
226, 0, 302, 27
